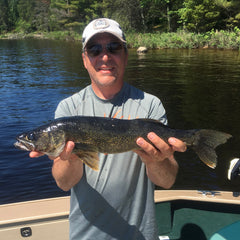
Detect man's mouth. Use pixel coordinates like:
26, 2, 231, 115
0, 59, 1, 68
98, 67, 114, 73
99, 66, 113, 70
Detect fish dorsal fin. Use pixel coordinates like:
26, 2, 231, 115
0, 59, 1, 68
136, 118, 167, 126
137, 118, 160, 123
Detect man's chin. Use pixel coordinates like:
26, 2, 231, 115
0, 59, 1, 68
96, 77, 117, 87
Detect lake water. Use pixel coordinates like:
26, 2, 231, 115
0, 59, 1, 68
1, 39, 240, 204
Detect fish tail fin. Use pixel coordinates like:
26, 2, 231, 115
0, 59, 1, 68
192, 129, 232, 169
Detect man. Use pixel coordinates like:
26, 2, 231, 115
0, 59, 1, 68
30, 18, 186, 240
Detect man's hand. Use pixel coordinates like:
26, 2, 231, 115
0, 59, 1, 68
55, 141, 76, 161
135, 132, 186, 164
29, 141, 83, 191
134, 132, 186, 188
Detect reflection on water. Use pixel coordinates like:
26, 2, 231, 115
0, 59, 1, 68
0, 39, 240, 204
127, 49, 240, 191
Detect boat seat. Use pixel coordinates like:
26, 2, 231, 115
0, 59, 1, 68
209, 220, 240, 240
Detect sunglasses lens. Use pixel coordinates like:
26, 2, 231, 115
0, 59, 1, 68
107, 42, 123, 53
86, 44, 102, 57
85, 42, 123, 57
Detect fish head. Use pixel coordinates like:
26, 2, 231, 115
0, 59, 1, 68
14, 125, 66, 157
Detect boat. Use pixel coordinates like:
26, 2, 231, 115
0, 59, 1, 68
1, 190, 240, 240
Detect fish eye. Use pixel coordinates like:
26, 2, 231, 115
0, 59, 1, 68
26, 133, 35, 141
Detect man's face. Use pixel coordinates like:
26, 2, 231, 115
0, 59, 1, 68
82, 33, 128, 90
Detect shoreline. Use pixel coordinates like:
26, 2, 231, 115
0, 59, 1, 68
1, 30, 240, 50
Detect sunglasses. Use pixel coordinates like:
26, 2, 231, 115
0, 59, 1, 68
85, 42, 123, 57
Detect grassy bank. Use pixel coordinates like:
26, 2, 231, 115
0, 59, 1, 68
126, 29, 240, 50
1, 29, 240, 50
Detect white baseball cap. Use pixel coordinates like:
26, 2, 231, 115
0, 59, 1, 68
82, 18, 126, 48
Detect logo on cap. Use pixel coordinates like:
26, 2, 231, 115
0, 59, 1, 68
93, 19, 110, 30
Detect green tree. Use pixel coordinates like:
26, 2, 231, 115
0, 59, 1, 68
178, 0, 221, 32
127, 0, 183, 32
77, 0, 104, 26
32, 0, 50, 32
0, 0, 9, 33
140, 0, 169, 32
7, 0, 19, 31
215, 0, 240, 29
1, 0, 240, 35
49, 0, 82, 31
16, 0, 35, 32
103, 0, 142, 31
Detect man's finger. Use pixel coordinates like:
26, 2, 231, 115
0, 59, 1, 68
29, 151, 44, 158
168, 137, 187, 152
61, 141, 75, 160
147, 132, 172, 156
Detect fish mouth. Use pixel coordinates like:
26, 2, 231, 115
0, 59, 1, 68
14, 138, 35, 151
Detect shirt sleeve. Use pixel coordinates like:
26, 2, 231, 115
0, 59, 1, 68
54, 99, 73, 119
145, 94, 168, 125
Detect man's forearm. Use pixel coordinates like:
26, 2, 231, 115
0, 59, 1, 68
51, 141, 83, 191
52, 156, 83, 191
145, 157, 178, 189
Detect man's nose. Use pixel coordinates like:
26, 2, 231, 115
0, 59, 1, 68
100, 48, 110, 61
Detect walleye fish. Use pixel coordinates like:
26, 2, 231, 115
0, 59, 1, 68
14, 116, 232, 170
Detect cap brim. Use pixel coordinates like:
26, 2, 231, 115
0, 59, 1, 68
83, 31, 126, 48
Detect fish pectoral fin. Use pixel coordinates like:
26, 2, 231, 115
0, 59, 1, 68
73, 143, 99, 171
75, 151, 99, 171
74, 142, 99, 152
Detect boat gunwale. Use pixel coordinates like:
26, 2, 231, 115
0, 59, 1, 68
0, 196, 70, 226
154, 190, 240, 205
1, 190, 240, 226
